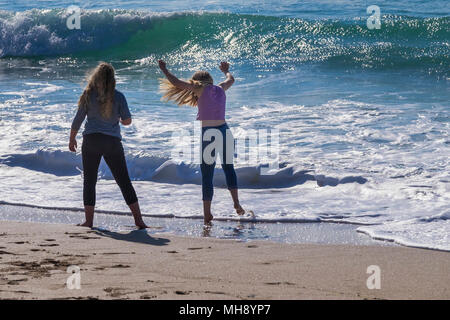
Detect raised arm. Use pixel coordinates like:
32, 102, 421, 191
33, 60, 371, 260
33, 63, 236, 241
218, 62, 235, 91
158, 60, 196, 91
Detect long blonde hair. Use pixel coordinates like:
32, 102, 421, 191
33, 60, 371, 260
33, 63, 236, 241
78, 62, 116, 119
159, 71, 213, 107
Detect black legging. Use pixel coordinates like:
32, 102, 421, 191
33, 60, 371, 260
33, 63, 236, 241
81, 133, 137, 206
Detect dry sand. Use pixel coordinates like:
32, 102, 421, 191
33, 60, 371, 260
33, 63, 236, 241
0, 220, 448, 300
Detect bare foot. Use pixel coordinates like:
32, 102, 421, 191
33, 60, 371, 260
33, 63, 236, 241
202, 224, 212, 237
77, 221, 93, 228
204, 213, 213, 225
135, 220, 149, 230
234, 204, 245, 216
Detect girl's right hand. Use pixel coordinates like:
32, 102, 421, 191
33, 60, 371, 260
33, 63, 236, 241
69, 139, 77, 152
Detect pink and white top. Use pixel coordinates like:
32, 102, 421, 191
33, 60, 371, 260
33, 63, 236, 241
196, 84, 226, 120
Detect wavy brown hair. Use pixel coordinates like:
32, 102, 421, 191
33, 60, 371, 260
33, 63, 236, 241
78, 62, 116, 119
159, 71, 213, 107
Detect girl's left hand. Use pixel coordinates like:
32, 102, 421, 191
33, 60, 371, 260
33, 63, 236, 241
158, 59, 167, 71
220, 61, 230, 73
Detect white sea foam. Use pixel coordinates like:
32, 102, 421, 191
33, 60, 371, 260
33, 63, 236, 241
1, 90, 449, 250
1, 148, 367, 188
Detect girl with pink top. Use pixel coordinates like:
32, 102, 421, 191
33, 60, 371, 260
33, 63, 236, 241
158, 60, 245, 225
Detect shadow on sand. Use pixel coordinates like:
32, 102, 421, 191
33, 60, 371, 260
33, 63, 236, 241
92, 228, 170, 246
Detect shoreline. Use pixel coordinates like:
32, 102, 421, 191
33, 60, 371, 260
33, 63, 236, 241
1, 202, 449, 252
0, 220, 449, 300
0, 203, 392, 247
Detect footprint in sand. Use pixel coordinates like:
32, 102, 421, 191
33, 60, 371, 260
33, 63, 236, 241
110, 264, 130, 268
264, 281, 296, 286
4, 290, 31, 294
104, 287, 127, 298
38, 243, 59, 247
0, 250, 18, 255
204, 290, 227, 295
69, 235, 101, 240
102, 252, 135, 255
58, 254, 88, 258
53, 296, 99, 300
40, 258, 72, 268
7, 278, 28, 285
175, 290, 191, 295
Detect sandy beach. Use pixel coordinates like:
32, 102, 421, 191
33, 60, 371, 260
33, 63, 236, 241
0, 220, 448, 300
1, 0, 449, 304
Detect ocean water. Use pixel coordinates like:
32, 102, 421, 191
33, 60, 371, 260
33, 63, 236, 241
0, 1, 449, 250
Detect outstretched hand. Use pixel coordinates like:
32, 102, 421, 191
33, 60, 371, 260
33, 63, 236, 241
158, 59, 167, 71
219, 61, 230, 73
